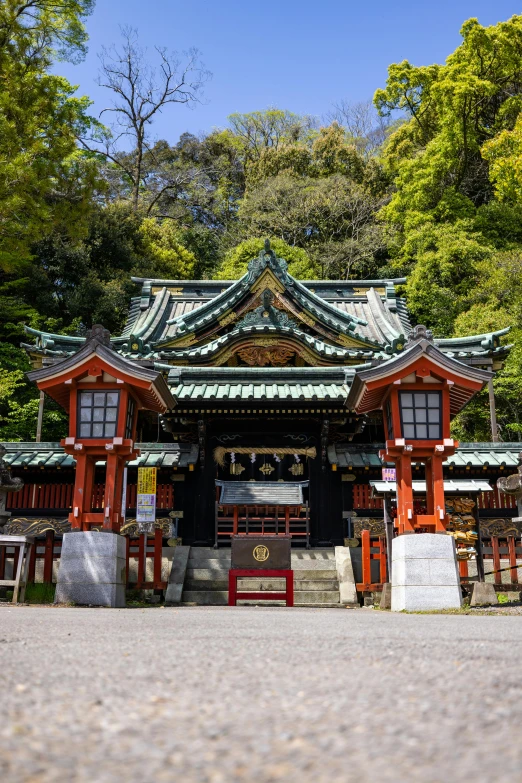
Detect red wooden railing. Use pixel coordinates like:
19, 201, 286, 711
477, 486, 517, 509
126, 530, 166, 590
352, 485, 384, 510
6, 482, 174, 510
357, 531, 387, 591
352, 484, 516, 510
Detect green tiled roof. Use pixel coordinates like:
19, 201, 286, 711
3, 442, 198, 469
167, 366, 355, 403
329, 443, 521, 469
21, 244, 511, 370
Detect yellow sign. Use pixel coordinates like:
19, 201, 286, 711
137, 467, 157, 495
253, 545, 269, 562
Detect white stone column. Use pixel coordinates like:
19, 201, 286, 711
391, 533, 461, 612
55, 531, 126, 607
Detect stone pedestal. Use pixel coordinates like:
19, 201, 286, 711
334, 546, 358, 606
380, 582, 392, 610
391, 534, 461, 612
470, 582, 498, 607
54, 532, 126, 607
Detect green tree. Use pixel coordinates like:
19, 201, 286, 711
0, 1, 98, 270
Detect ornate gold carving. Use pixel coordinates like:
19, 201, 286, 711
336, 333, 366, 349
237, 346, 295, 367
5, 517, 71, 536
289, 462, 304, 476
480, 518, 522, 537
230, 462, 245, 475
354, 518, 386, 538
169, 334, 198, 348
120, 518, 172, 537
251, 269, 285, 295
298, 311, 316, 328
259, 462, 275, 475
218, 311, 238, 328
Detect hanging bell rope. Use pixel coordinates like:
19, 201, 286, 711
213, 446, 317, 468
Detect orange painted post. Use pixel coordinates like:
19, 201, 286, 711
361, 529, 371, 589
431, 456, 446, 532
71, 453, 89, 529
458, 559, 469, 579
491, 537, 502, 585
398, 456, 415, 533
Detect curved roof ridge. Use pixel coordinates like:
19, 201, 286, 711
129, 286, 172, 342
435, 327, 510, 347
365, 288, 404, 348
158, 324, 377, 363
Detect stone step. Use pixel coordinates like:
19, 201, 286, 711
188, 549, 232, 561
293, 569, 337, 580
291, 551, 336, 562
186, 566, 231, 578
294, 580, 339, 591
181, 590, 228, 606
184, 579, 229, 591
185, 567, 337, 581
185, 577, 338, 589
294, 591, 341, 605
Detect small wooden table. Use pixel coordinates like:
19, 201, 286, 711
228, 569, 294, 607
0, 535, 35, 603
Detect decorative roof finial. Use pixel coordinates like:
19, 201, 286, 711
406, 324, 434, 346
264, 238, 271, 253
85, 324, 112, 348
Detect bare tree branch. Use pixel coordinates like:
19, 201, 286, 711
85, 26, 211, 210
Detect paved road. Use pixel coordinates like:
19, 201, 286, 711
1, 605, 521, 783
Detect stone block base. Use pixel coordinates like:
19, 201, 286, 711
470, 582, 498, 607
334, 546, 358, 605
391, 533, 461, 612
380, 582, 392, 610
54, 531, 126, 608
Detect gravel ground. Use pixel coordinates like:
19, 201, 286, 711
1, 605, 521, 783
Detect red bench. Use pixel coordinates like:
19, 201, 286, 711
228, 569, 294, 607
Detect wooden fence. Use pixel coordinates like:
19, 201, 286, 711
352, 484, 517, 511
7, 482, 174, 511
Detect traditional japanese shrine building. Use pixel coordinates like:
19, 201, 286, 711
11, 240, 518, 549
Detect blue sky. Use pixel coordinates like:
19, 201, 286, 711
58, 0, 522, 143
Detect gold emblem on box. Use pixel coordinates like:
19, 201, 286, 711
253, 544, 269, 562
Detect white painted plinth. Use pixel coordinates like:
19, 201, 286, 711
54, 531, 126, 607
391, 533, 461, 612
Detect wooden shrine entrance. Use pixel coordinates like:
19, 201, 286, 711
214, 481, 310, 548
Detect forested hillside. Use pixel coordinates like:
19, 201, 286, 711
1, 3, 522, 441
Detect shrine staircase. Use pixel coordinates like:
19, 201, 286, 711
181, 548, 342, 607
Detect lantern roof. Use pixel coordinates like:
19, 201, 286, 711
27, 325, 174, 413
346, 326, 493, 416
